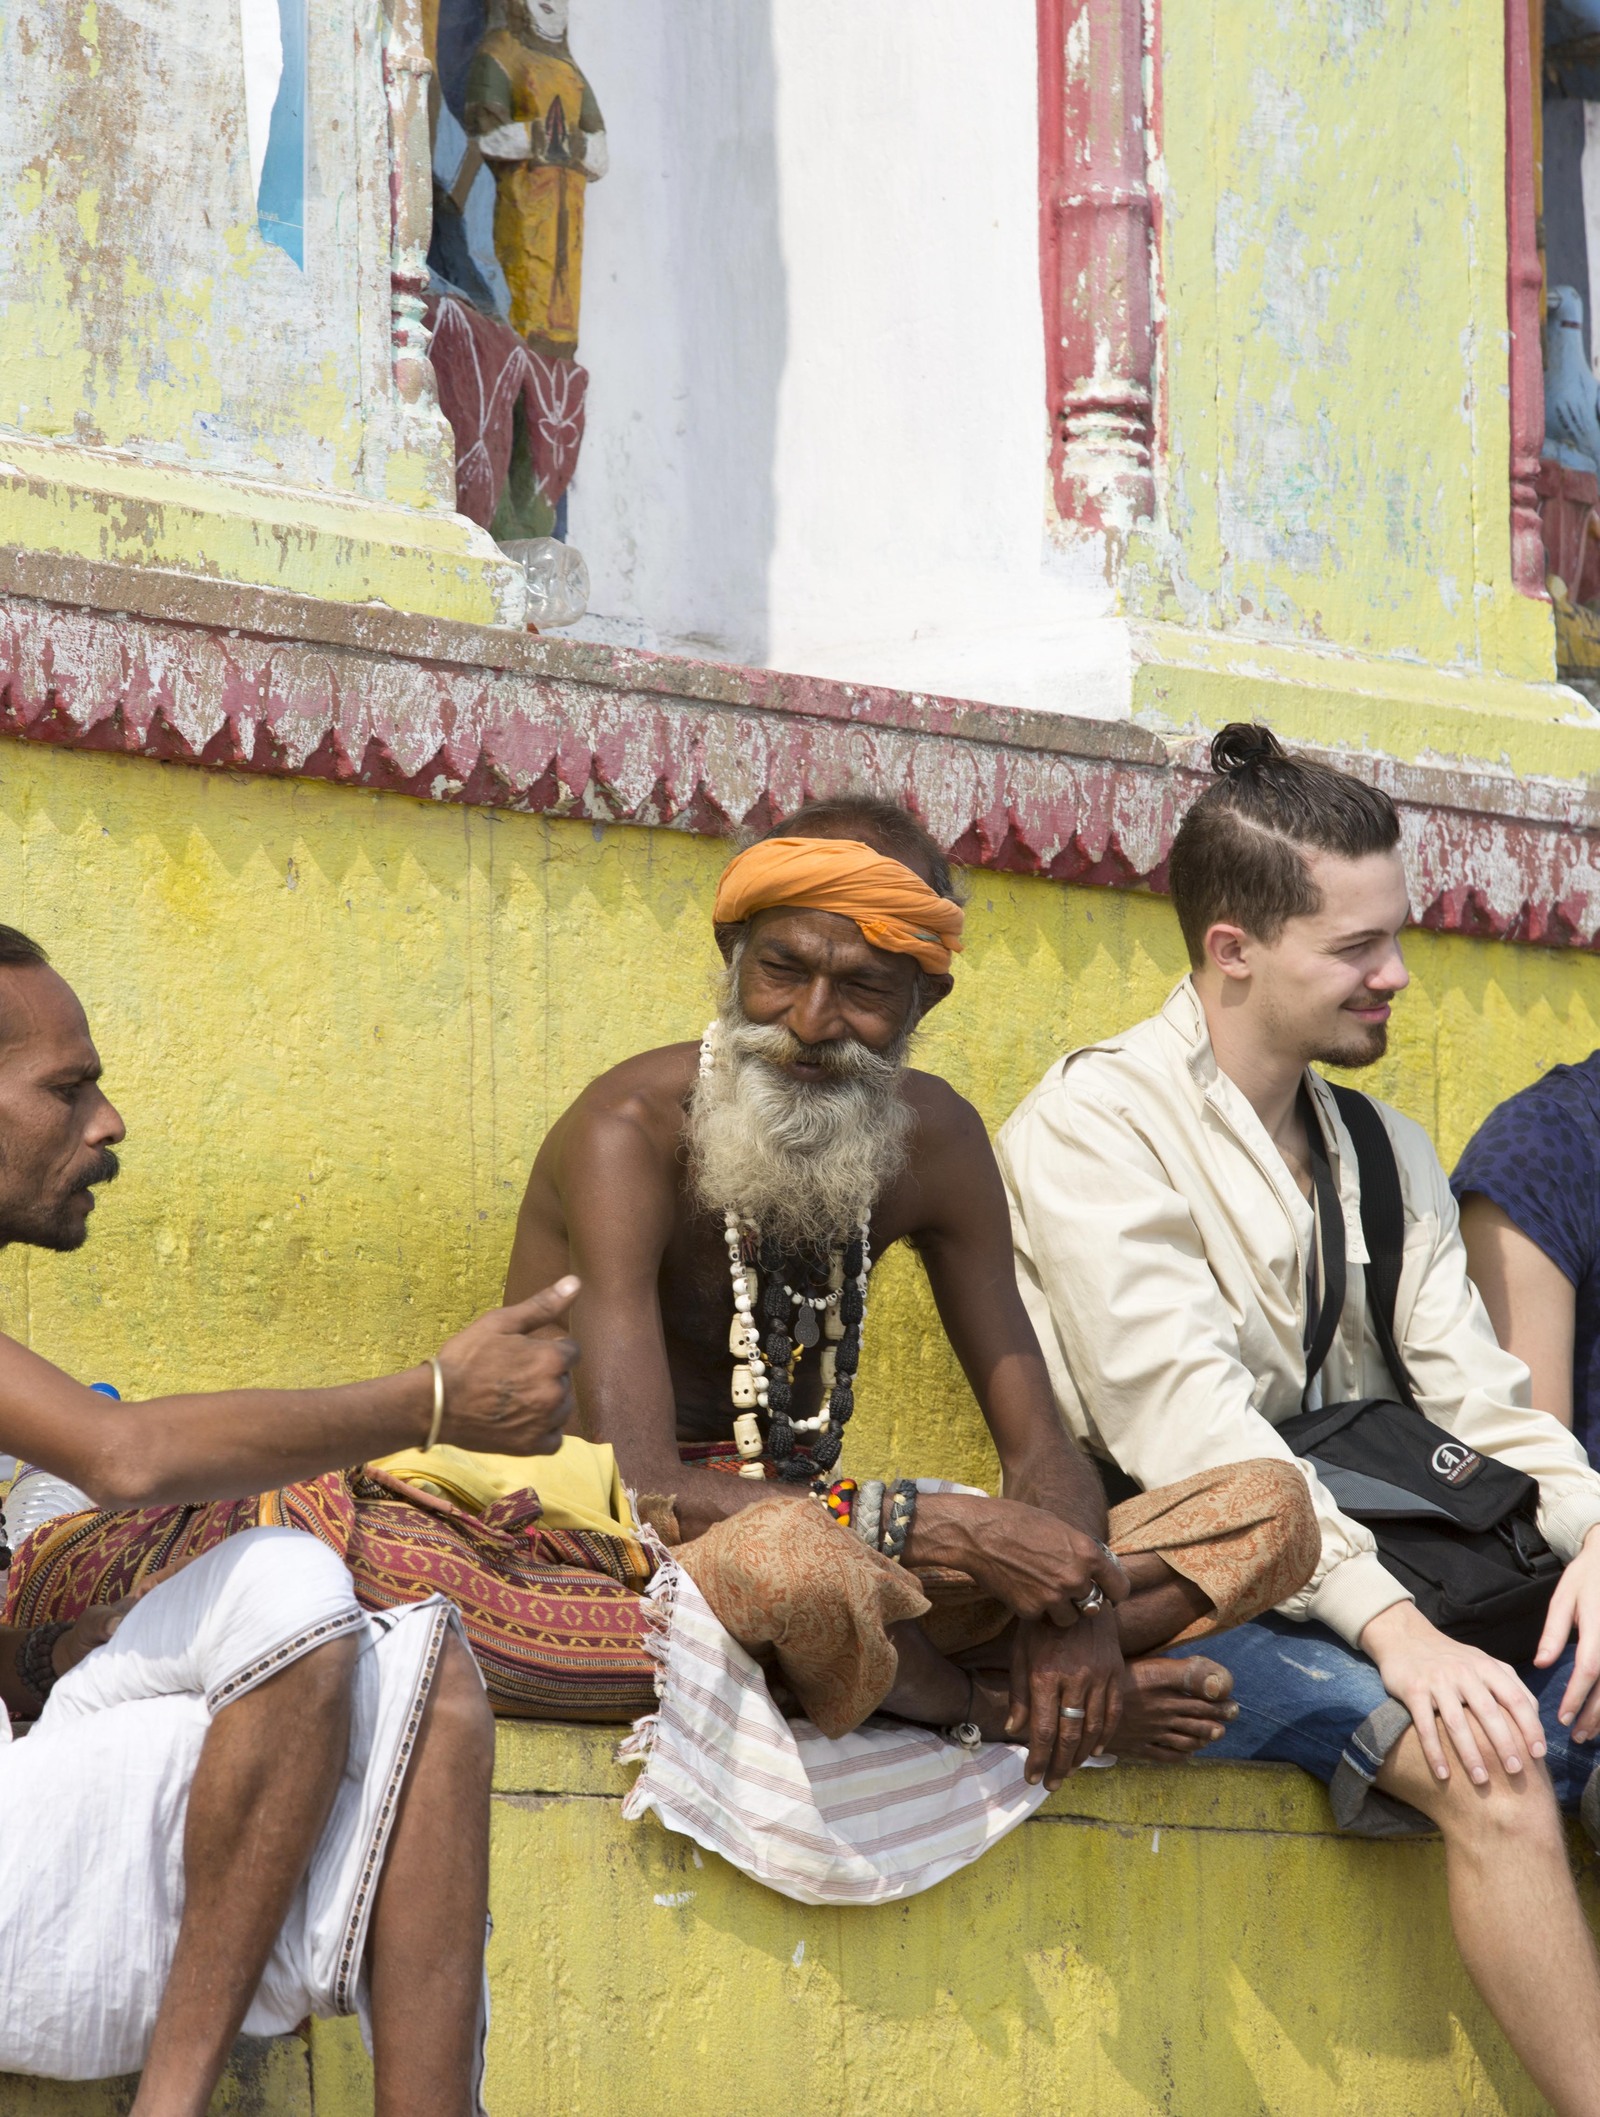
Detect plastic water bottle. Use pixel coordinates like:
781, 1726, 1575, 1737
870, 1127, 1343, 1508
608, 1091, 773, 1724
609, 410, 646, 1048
3, 1383, 121, 1553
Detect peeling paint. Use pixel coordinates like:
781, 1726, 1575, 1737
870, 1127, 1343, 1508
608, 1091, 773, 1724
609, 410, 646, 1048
0, 0, 448, 513
1, 562, 1599, 954
1142, 0, 1553, 687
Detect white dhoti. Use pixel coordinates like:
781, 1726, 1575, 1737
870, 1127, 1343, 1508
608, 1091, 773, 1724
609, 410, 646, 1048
0, 1527, 482, 2093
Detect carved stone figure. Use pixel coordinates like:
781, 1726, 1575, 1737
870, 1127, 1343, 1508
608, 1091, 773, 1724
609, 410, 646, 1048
464, 0, 606, 360
1545, 284, 1600, 479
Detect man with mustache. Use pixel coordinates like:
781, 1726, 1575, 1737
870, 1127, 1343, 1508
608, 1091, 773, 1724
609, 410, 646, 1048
504, 797, 1319, 1784
999, 725, 1600, 2117
0, 923, 581, 2112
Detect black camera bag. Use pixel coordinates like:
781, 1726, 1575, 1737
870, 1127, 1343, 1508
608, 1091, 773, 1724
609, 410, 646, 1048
1275, 1084, 1562, 1664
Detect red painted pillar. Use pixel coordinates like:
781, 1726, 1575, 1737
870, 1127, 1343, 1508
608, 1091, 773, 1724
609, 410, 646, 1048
1038, 0, 1157, 539
1506, 0, 1548, 597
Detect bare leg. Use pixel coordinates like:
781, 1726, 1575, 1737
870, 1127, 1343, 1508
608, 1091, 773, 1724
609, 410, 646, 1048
366, 1629, 496, 2117
1115, 1551, 1212, 1655
879, 1619, 971, 1726
1378, 1725, 1600, 2117
879, 1552, 1237, 1756
131, 1635, 359, 2117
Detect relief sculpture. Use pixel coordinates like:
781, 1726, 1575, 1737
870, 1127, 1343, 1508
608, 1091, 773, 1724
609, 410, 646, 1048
464, 0, 607, 362
421, 0, 601, 613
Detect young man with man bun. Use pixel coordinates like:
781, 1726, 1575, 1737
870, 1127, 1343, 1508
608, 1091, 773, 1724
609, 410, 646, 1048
1000, 725, 1600, 2117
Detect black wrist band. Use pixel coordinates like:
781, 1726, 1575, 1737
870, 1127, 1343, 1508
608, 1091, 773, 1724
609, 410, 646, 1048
16, 1621, 72, 1714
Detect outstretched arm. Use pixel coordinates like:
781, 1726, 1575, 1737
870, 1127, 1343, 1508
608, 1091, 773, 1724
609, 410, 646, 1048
0, 1280, 582, 1510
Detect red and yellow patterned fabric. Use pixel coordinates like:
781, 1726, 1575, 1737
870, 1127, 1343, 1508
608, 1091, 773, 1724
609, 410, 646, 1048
3, 1467, 660, 1723
2, 1458, 1319, 1730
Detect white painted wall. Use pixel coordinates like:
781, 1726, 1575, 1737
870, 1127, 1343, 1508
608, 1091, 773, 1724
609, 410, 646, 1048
564, 0, 1128, 717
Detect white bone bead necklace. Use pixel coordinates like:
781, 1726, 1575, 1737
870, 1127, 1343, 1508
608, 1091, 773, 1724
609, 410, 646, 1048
700, 1019, 871, 1478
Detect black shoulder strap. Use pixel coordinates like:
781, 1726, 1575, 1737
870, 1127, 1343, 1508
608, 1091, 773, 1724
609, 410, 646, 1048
1326, 1081, 1420, 1411
1298, 1085, 1345, 1391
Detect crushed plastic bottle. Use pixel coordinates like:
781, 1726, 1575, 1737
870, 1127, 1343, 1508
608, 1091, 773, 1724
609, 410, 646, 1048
498, 536, 590, 627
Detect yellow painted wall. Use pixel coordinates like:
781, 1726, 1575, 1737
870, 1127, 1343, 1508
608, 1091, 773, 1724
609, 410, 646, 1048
0, 738, 1596, 1496
1141, 0, 1553, 686
12, 1737, 1588, 2114
2, 0, 388, 496
304, 1728, 1594, 2117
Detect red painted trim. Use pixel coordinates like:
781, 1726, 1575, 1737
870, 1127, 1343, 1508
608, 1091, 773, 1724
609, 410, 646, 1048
1145, 0, 1168, 479
1038, 0, 1155, 535
1506, 0, 1549, 598
2, 574, 1600, 954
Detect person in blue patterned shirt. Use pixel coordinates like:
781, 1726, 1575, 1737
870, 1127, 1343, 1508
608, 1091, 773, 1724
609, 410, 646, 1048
1454, 1054, 1600, 1466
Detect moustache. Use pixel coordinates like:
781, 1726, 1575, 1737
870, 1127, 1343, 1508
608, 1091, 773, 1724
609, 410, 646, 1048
726, 1021, 892, 1081
76, 1149, 120, 1191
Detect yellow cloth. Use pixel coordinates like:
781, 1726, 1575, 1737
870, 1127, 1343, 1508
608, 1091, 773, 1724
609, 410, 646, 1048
712, 836, 965, 975
373, 1434, 634, 1538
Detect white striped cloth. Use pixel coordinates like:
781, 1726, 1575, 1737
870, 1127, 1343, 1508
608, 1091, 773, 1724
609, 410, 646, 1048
618, 1557, 1051, 1905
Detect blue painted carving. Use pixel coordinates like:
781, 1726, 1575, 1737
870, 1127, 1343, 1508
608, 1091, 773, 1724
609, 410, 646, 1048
437, 0, 487, 122
1546, 285, 1600, 477
427, 0, 509, 317
257, 0, 306, 267
1552, 0, 1600, 39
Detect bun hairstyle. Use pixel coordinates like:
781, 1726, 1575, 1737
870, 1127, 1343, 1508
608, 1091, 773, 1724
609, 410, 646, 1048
1209, 722, 1289, 777
1166, 721, 1399, 965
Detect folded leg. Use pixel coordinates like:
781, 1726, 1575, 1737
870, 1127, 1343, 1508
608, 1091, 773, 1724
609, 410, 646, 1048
1106, 1457, 1321, 1645
676, 1499, 929, 1737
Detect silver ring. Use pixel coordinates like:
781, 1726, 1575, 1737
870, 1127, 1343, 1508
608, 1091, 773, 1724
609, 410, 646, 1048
1059, 1705, 1086, 1720
1074, 1583, 1108, 1616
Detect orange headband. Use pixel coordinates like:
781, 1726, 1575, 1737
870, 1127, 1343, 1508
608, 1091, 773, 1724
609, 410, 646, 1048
713, 836, 964, 976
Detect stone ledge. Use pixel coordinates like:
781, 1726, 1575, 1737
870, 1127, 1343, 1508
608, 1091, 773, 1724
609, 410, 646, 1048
334, 1728, 1588, 2115
0, 442, 524, 632
0, 2036, 309, 2115
6, 1733, 1592, 2115
491, 1719, 1342, 1834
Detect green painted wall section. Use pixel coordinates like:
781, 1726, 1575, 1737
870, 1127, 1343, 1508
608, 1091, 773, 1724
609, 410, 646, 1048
0, 739, 1595, 1497
1139, 0, 1553, 686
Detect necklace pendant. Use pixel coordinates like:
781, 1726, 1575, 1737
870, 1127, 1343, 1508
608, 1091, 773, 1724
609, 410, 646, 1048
732, 1412, 764, 1460
824, 1307, 845, 1342
794, 1306, 820, 1349
731, 1364, 757, 1409
819, 1346, 837, 1387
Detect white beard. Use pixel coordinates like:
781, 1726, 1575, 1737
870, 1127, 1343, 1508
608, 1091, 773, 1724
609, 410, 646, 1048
685, 984, 915, 1249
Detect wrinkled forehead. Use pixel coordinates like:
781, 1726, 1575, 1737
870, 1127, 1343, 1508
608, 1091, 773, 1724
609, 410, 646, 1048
0, 964, 98, 1074
739, 904, 917, 980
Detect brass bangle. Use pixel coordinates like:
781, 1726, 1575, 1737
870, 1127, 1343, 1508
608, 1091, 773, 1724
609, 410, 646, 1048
425, 1357, 445, 1452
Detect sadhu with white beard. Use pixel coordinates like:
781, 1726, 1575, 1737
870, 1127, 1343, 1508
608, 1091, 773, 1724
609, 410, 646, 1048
9, 798, 1316, 1791
503, 797, 1320, 1786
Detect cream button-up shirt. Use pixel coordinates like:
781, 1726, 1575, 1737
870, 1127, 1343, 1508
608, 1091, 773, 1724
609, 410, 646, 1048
996, 978, 1600, 1646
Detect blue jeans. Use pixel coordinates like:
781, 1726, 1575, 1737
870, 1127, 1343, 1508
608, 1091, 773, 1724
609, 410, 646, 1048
1171, 1615, 1597, 1836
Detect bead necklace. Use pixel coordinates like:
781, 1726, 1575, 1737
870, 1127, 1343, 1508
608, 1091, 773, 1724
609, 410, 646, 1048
700, 1021, 871, 1482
